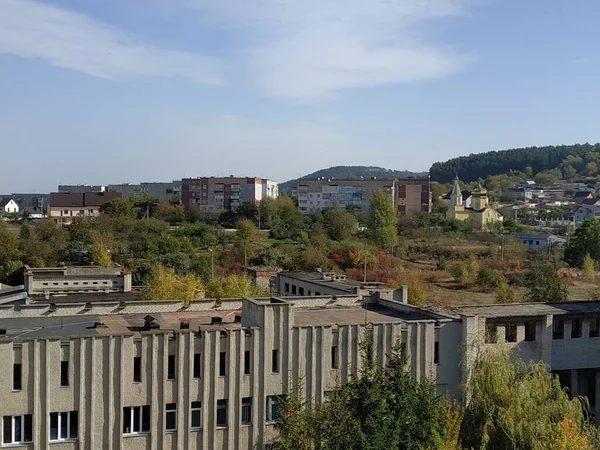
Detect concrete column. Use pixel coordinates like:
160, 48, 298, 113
571, 369, 579, 397
540, 314, 553, 366
565, 321, 573, 340
461, 314, 479, 404
516, 324, 525, 343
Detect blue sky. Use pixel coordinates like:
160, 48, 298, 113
1, 0, 599, 193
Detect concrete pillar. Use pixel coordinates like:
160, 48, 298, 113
595, 369, 600, 426
565, 320, 573, 340
540, 315, 553, 366
461, 314, 479, 404
516, 324, 525, 343
571, 369, 579, 397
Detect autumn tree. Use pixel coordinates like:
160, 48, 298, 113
236, 219, 257, 266
583, 254, 596, 281
451, 261, 469, 284
143, 265, 204, 306
494, 280, 515, 303
100, 197, 136, 219
205, 274, 268, 303
368, 189, 398, 248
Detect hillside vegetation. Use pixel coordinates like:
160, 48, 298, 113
430, 143, 600, 183
279, 165, 425, 192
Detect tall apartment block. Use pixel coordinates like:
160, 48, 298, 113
293, 177, 431, 215
182, 177, 278, 213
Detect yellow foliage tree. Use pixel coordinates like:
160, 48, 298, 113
451, 261, 469, 284
205, 274, 269, 303
544, 416, 592, 450
495, 280, 515, 303
468, 254, 480, 281
144, 266, 204, 306
583, 254, 595, 281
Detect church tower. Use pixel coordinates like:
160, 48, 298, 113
450, 177, 463, 207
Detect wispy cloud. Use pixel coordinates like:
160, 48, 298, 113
0, 0, 222, 84
190, 0, 473, 99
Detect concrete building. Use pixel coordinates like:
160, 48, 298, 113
571, 205, 600, 224
293, 178, 395, 215
108, 182, 182, 202
58, 185, 107, 193
0, 292, 460, 449
458, 301, 600, 424
446, 178, 502, 230
24, 265, 133, 299
48, 192, 122, 225
182, 177, 278, 213
108, 184, 142, 198
293, 178, 430, 216
509, 233, 566, 252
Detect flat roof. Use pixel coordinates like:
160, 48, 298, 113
294, 304, 439, 326
280, 272, 386, 294
27, 291, 142, 303
456, 300, 600, 319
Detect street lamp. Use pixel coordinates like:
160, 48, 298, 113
209, 249, 214, 280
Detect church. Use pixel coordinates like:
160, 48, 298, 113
446, 177, 502, 230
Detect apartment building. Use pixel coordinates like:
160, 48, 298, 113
58, 185, 107, 193
48, 192, 122, 225
11, 193, 50, 212
459, 301, 600, 424
182, 177, 278, 213
0, 291, 461, 449
108, 182, 182, 202
293, 178, 430, 216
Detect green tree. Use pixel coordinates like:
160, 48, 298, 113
494, 280, 515, 303
276, 336, 457, 450
468, 254, 480, 281
0, 222, 19, 266
153, 201, 185, 225
323, 206, 358, 241
565, 218, 600, 267
100, 197, 136, 219
368, 190, 398, 248
268, 195, 306, 240
460, 347, 599, 450
205, 274, 268, 302
583, 254, 596, 280
451, 261, 469, 284
236, 201, 258, 223
236, 219, 257, 266
524, 264, 569, 303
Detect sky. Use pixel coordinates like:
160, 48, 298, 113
1, 0, 600, 193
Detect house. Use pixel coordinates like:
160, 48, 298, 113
509, 233, 566, 252
570, 205, 600, 224
21, 207, 45, 220
0, 197, 19, 215
580, 197, 600, 207
446, 178, 502, 230
48, 191, 122, 225
572, 190, 594, 204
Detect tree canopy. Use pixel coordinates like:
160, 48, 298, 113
565, 218, 600, 267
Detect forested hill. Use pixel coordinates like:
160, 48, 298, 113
430, 143, 600, 183
279, 166, 426, 193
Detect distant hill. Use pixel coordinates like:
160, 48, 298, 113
279, 166, 427, 193
430, 143, 600, 184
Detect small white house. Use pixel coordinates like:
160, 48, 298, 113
0, 198, 19, 214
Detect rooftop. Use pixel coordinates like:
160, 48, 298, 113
456, 300, 600, 319
280, 271, 388, 294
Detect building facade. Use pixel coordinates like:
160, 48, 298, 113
182, 177, 278, 213
458, 301, 600, 424
0, 198, 19, 214
11, 193, 50, 212
107, 182, 182, 202
48, 192, 122, 225
0, 292, 461, 449
58, 185, 107, 193
446, 178, 502, 229
293, 178, 430, 216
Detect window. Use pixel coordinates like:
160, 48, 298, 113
315, 291, 321, 296
524, 322, 536, 342
291, 285, 297, 295
241, 397, 252, 425
216, 400, 228, 427
13, 363, 21, 391
61, 361, 69, 387
272, 349, 279, 373
123, 406, 150, 435
266, 395, 285, 423
167, 355, 176, 380
553, 320, 564, 340
193, 353, 201, 379
298, 287, 304, 296
485, 324, 497, 344
571, 319, 582, 338
165, 403, 176, 432
191, 402, 202, 430
331, 343, 340, 369
434, 341, 440, 364
590, 319, 600, 338
284, 283, 289, 293
133, 357, 142, 383
219, 351, 227, 376
2, 415, 32, 445
244, 350, 251, 375
50, 411, 78, 441
505, 323, 517, 343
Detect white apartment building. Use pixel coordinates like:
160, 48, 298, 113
0, 292, 461, 449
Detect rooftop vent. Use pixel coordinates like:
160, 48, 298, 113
211, 316, 223, 325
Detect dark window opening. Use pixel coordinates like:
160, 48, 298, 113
505, 323, 517, 343
272, 349, 279, 373
572, 319, 583, 339
590, 319, 600, 338
167, 355, 176, 380
434, 341, 440, 364
60, 361, 69, 387
193, 353, 201, 379
219, 351, 227, 376
553, 320, 564, 340
13, 363, 21, 391
244, 350, 251, 375
241, 397, 252, 425
165, 403, 176, 431
524, 322, 536, 342
133, 357, 141, 383
216, 399, 228, 427
331, 346, 338, 369
291, 285, 297, 295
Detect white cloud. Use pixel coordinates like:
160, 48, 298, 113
0, 0, 222, 84
190, 0, 473, 99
